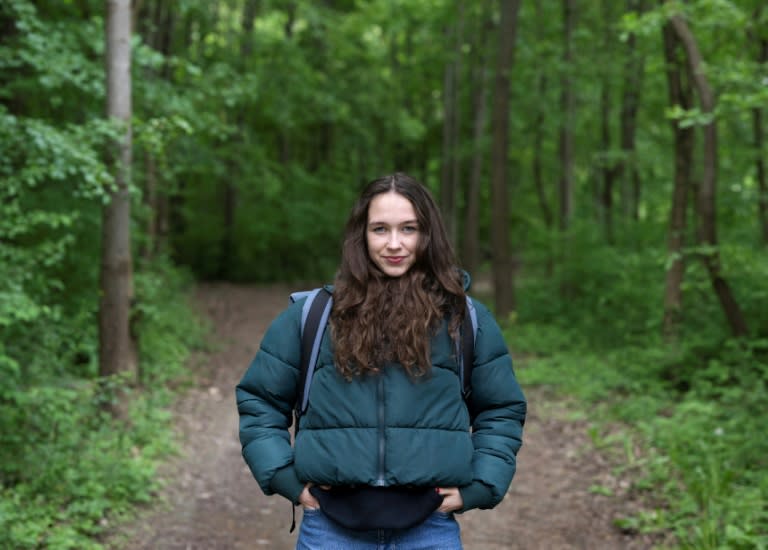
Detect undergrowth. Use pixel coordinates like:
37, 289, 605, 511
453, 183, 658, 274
0, 260, 207, 549
508, 243, 768, 550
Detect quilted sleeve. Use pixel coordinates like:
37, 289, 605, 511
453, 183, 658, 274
459, 300, 527, 512
235, 300, 305, 504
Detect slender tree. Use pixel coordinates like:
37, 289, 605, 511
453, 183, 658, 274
618, 0, 646, 223
669, 10, 749, 338
100, 0, 137, 402
755, 98, 768, 246
490, 0, 522, 317
440, 1, 465, 247
136, 0, 174, 260
462, 7, 492, 274
218, 0, 258, 278
598, 0, 617, 243
279, 1, 297, 164
531, 2, 554, 269
558, 0, 575, 234
661, 20, 694, 342
750, 9, 768, 245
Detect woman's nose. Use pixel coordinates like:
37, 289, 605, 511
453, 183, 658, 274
387, 232, 401, 249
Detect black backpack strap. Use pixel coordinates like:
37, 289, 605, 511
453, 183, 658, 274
460, 296, 478, 402
295, 287, 333, 420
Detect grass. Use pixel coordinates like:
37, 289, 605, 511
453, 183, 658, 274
509, 319, 768, 550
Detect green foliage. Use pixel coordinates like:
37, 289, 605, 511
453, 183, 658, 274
2, 0, 767, 547
133, 258, 208, 388
0, 384, 171, 549
0, 259, 203, 549
512, 243, 768, 549
0, 4, 207, 548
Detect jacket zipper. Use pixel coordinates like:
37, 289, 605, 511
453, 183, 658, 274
375, 373, 386, 486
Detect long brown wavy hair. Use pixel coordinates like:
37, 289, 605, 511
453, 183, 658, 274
331, 173, 466, 379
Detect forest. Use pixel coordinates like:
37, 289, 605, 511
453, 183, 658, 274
1, 0, 767, 548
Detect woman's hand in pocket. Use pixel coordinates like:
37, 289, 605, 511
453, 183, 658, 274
436, 487, 463, 513
298, 484, 320, 510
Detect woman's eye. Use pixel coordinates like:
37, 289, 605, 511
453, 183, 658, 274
402, 226, 418, 233
372, 227, 387, 234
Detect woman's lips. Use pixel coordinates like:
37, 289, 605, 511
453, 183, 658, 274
384, 256, 405, 264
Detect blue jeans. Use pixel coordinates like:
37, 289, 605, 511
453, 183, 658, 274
296, 509, 463, 550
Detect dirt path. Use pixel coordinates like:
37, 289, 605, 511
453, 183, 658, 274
111, 284, 661, 550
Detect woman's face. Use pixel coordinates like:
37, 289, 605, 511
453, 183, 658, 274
366, 191, 420, 277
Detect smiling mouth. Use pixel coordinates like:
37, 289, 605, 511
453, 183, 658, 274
384, 256, 406, 264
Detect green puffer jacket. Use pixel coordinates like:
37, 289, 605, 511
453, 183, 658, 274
236, 289, 526, 513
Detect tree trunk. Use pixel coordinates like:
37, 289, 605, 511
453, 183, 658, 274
279, 1, 296, 164
440, 28, 456, 240
100, 0, 137, 404
620, 0, 645, 221
440, 1, 464, 248
557, 0, 576, 299
619, 0, 645, 224
598, 0, 616, 244
532, 72, 552, 233
462, 9, 492, 274
661, 21, 694, 342
136, 0, 175, 259
669, 11, 749, 338
218, 0, 258, 279
599, 85, 615, 243
559, 0, 575, 233
753, 25, 768, 245
531, 2, 555, 278
490, 0, 522, 317
157, 1, 175, 80
755, 105, 768, 246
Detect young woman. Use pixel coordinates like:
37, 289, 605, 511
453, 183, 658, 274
237, 173, 526, 549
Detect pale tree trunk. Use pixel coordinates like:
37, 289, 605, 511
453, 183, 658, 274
559, 0, 575, 233
100, 0, 137, 402
490, 0, 522, 318
661, 21, 694, 342
462, 9, 492, 274
669, 12, 749, 338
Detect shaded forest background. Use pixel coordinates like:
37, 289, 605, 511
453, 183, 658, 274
1, 0, 767, 548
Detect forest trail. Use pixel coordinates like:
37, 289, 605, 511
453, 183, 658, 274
111, 284, 659, 550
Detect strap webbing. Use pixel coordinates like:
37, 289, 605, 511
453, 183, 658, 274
296, 287, 333, 417
459, 296, 477, 399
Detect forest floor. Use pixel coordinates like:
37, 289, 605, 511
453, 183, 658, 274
108, 284, 668, 550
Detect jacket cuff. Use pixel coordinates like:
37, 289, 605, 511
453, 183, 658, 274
458, 481, 494, 512
270, 464, 304, 504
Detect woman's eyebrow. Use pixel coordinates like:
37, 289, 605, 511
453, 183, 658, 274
368, 219, 419, 226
